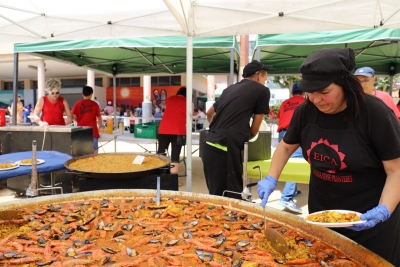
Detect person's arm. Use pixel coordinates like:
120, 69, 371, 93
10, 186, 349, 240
380, 158, 400, 213
97, 115, 103, 129
96, 106, 103, 129
32, 98, 48, 126
63, 99, 73, 125
249, 114, 264, 139
206, 106, 216, 123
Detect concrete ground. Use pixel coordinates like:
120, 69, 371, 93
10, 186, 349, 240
0, 124, 309, 218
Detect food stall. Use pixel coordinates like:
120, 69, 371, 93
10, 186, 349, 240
0, 125, 93, 195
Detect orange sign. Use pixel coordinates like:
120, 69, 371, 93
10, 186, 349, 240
106, 86, 182, 111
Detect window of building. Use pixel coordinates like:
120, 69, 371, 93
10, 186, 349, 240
95, 78, 103, 87
61, 79, 87, 88
109, 77, 140, 87
158, 76, 170, 86
151, 76, 181, 86
171, 76, 181, 85
4, 81, 24, 90
31, 79, 101, 89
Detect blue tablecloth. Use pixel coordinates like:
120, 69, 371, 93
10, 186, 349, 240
0, 151, 72, 179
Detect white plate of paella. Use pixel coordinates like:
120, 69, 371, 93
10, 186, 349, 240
305, 210, 366, 228
0, 162, 20, 171
15, 159, 45, 166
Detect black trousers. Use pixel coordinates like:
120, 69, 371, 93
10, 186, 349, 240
201, 144, 242, 199
157, 134, 183, 163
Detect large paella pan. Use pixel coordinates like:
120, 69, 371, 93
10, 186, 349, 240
0, 190, 393, 266
64, 153, 171, 179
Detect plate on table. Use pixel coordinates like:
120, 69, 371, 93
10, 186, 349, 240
0, 162, 20, 171
15, 159, 45, 166
305, 210, 366, 228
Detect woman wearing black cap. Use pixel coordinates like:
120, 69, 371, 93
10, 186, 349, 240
257, 48, 400, 265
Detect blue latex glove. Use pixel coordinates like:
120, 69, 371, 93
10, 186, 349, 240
257, 175, 278, 207
348, 204, 390, 231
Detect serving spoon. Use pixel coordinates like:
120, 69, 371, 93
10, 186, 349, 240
264, 207, 290, 255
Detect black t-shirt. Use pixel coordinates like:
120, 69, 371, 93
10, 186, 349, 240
284, 94, 400, 161
207, 79, 270, 147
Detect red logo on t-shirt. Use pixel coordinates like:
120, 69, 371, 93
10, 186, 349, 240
306, 138, 347, 174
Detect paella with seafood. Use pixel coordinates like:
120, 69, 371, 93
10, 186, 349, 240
0, 197, 360, 266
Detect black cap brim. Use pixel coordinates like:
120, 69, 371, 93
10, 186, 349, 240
298, 79, 333, 93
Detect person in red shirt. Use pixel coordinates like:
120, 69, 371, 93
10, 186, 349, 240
269, 107, 275, 120
72, 86, 103, 154
157, 87, 192, 174
32, 79, 72, 126
276, 83, 305, 213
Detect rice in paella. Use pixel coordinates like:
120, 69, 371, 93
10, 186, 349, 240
68, 154, 168, 173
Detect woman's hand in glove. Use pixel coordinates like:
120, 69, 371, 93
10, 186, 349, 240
348, 204, 390, 231
257, 175, 278, 207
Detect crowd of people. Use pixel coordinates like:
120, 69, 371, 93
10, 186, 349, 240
6, 95, 33, 124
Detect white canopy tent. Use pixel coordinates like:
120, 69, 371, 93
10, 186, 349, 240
2, 0, 400, 193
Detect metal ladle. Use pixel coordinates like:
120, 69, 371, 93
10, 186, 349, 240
254, 165, 290, 255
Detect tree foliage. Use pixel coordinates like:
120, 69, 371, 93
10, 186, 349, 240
375, 74, 400, 93
272, 76, 301, 90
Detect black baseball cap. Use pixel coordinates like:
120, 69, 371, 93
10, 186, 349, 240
242, 60, 272, 78
298, 48, 356, 92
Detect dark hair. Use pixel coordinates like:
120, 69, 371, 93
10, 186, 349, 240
333, 75, 365, 117
176, 87, 187, 97
82, 86, 93, 96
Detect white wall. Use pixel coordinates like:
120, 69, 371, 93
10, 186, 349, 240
270, 88, 290, 105
94, 86, 106, 110
181, 74, 207, 94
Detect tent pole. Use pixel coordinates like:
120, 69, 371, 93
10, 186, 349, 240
229, 48, 234, 85
113, 75, 117, 130
185, 4, 194, 193
12, 53, 19, 126
389, 75, 394, 96
256, 46, 261, 61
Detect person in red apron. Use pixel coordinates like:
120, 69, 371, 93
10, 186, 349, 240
32, 79, 72, 126
257, 48, 400, 265
202, 60, 270, 199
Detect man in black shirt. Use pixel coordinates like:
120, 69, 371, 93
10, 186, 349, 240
201, 60, 271, 199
